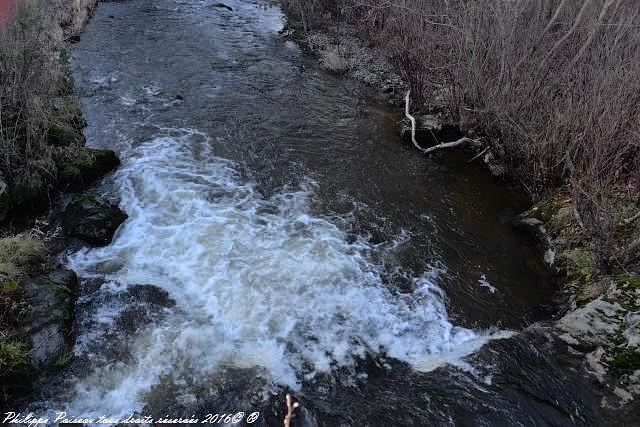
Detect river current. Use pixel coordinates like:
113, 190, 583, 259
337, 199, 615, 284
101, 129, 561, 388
26, 0, 604, 425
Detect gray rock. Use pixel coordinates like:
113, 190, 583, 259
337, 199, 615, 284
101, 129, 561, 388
557, 298, 624, 348
63, 195, 128, 245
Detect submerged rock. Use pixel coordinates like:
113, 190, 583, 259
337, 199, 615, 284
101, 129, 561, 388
63, 195, 127, 245
53, 146, 119, 191
211, 3, 233, 11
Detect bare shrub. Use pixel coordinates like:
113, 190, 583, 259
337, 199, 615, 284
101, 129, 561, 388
319, 45, 349, 73
0, 2, 67, 206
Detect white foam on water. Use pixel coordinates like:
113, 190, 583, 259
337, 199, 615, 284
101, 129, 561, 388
64, 127, 505, 417
478, 274, 497, 294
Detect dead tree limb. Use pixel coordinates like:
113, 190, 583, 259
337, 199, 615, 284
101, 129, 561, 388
624, 236, 640, 262
284, 393, 300, 427
404, 91, 482, 155
622, 211, 640, 225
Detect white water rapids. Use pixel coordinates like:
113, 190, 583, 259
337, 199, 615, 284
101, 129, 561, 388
59, 126, 509, 416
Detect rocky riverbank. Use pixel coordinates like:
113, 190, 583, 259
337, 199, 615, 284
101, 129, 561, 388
282, 11, 640, 418
0, 0, 129, 410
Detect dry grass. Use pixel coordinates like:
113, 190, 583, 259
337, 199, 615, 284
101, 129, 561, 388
319, 45, 350, 73
0, 2, 69, 208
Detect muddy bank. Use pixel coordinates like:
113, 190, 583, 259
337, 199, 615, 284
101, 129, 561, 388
282, 9, 640, 420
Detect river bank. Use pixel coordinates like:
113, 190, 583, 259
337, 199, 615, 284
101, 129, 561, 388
0, 0, 128, 409
279, 4, 640, 418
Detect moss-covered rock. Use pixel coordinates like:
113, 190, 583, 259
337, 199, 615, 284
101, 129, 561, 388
53, 146, 120, 191
0, 234, 50, 410
47, 121, 85, 146
63, 194, 127, 245
10, 168, 53, 211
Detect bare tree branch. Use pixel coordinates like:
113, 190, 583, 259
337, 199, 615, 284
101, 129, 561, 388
284, 393, 300, 427
404, 91, 482, 155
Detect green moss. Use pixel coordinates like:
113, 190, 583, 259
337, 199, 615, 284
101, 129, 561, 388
3, 279, 18, 291
11, 168, 52, 209
618, 274, 640, 290
0, 339, 29, 370
520, 199, 564, 223
563, 248, 597, 282
54, 351, 74, 367
53, 146, 119, 191
71, 194, 99, 204
608, 348, 640, 377
48, 122, 81, 146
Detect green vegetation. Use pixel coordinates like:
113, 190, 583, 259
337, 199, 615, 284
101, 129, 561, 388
608, 348, 640, 378
0, 234, 46, 409
0, 339, 29, 370
55, 350, 74, 367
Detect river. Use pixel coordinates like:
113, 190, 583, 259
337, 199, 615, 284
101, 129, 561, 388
27, 0, 603, 425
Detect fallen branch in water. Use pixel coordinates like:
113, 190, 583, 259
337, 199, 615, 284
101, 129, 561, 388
404, 91, 482, 155
284, 393, 300, 427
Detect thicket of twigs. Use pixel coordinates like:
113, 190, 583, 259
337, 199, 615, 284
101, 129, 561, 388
283, 0, 640, 266
0, 3, 66, 204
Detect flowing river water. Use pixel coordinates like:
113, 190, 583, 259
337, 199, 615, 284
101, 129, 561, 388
27, 0, 606, 425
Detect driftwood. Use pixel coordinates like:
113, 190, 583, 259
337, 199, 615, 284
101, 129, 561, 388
404, 91, 482, 155
284, 393, 300, 427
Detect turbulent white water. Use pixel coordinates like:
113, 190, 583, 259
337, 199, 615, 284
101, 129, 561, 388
62, 126, 508, 416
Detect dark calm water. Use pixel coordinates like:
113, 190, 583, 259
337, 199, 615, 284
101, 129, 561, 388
26, 0, 605, 425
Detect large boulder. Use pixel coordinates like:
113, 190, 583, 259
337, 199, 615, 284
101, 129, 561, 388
53, 146, 119, 191
62, 195, 127, 245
